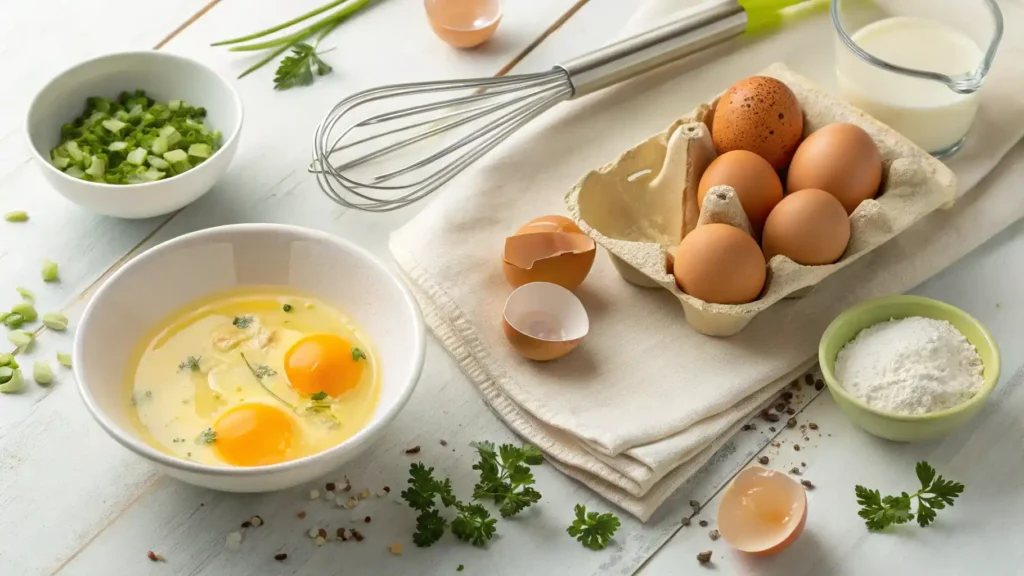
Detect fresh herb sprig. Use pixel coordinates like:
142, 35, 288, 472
197, 428, 217, 444
567, 504, 620, 550
352, 347, 367, 361
240, 352, 295, 410
402, 442, 543, 548
178, 355, 202, 373
232, 315, 254, 329
211, 0, 374, 89
855, 461, 965, 530
471, 442, 543, 518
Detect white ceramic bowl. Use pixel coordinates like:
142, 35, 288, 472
26, 51, 243, 219
74, 224, 425, 492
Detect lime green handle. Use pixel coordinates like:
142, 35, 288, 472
739, 0, 829, 35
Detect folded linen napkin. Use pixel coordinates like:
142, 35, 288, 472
390, 0, 1024, 520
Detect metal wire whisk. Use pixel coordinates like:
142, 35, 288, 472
311, 0, 750, 212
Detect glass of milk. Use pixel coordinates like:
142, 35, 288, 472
832, 0, 1003, 158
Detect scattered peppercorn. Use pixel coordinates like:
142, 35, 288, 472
318, 528, 328, 538
771, 441, 781, 448
786, 406, 796, 415
801, 462, 807, 467
283, 304, 293, 312
790, 467, 801, 475
383, 486, 391, 493
740, 423, 755, 431
801, 479, 815, 489
769, 426, 777, 432
774, 402, 786, 412
405, 446, 421, 454
762, 411, 780, 423
364, 516, 372, 523
352, 529, 365, 542
699, 520, 708, 527
781, 391, 793, 401
241, 521, 251, 528
809, 423, 819, 430
758, 455, 769, 465
147, 551, 164, 562
814, 379, 825, 391
275, 553, 288, 561
709, 529, 720, 541
440, 439, 448, 446
697, 550, 713, 564
297, 511, 306, 519
250, 516, 263, 527
804, 374, 814, 386
794, 444, 801, 451
786, 417, 797, 428
689, 499, 701, 513
326, 482, 337, 491
681, 516, 691, 527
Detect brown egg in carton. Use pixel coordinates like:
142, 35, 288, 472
564, 63, 957, 337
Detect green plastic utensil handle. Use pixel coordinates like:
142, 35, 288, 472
740, 0, 828, 35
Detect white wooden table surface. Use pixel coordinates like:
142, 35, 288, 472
3, 1, 1023, 575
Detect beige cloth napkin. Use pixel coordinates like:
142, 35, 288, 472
390, 0, 1024, 520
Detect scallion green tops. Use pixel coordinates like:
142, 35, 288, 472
50, 90, 221, 185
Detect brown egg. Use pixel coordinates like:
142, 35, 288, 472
762, 189, 850, 266
502, 215, 596, 289
786, 123, 883, 214
516, 215, 584, 235
698, 150, 783, 236
674, 223, 766, 305
712, 76, 804, 171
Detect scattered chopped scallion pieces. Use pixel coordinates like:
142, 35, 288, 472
16, 287, 35, 302
41, 260, 59, 282
50, 90, 221, 185
7, 329, 33, 350
4, 211, 28, 222
4, 313, 24, 328
57, 351, 73, 367
352, 347, 366, 361
0, 354, 12, 366
198, 428, 218, 444
42, 312, 69, 331
33, 361, 54, 385
0, 367, 25, 393
11, 302, 37, 322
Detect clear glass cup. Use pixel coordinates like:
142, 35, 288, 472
832, 0, 1003, 158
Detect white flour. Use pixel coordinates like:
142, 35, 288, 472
834, 316, 984, 414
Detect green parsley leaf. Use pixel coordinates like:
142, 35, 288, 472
567, 504, 620, 550
232, 315, 254, 329
273, 43, 333, 91
197, 428, 217, 444
413, 509, 448, 548
471, 442, 544, 518
177, 355, 201, 373
352, 347, 367, 361
855, 461, 964, 530
310, 391, 328, 401
451, 503, 497, 547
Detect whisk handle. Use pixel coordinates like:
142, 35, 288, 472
558, 0, 747, 98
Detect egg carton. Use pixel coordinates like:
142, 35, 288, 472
564, 63, 958, 337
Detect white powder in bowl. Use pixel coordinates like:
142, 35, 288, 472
834, 316, 985, 415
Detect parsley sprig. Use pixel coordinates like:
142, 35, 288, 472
567, 504, 620, 550
471, 442, 543, 518
855, 461, 965, 530
177, 355, 201, 373
402, 443, 543, 548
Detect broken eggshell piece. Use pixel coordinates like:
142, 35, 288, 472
717, 465, 807, 555
502, 282, 589, 361
502, 216, 596, 290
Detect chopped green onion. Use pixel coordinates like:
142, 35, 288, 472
16, 287, 34, 301
11, 302, 37, 322
33, 361, 54, 385
42, 312, 68, 331
7, 329, 33, 350
0, 312, 8, 323
0, 368, 25, 393
57, 352, 73, 367
3, 313, 24, 328
4, 211, 28, 223
0, 354, 12, 366
50, 90, 220, 185
163, 149, 188, 163
41, 260, 59, 282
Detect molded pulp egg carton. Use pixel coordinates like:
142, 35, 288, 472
565, 63, 958, 337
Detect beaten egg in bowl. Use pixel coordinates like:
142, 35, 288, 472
126, 287, 379, 467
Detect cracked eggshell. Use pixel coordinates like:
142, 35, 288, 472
501, 282, 589, 361
565, 63, 957, 336
717, 466, 807, 555
502, 231, 596, 290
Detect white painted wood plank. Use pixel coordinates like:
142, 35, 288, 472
642, 142, 1024, 574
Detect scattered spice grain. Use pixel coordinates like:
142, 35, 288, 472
405, 445, 422, 454
337, 528, 348, 540
699, 520, 708, 527
801, 462, 807, 467
801, 479, 815, 489
786, 407, 796, 415
740, 423, 754, 431
762, 411, 780, 423
318, 528, 328, 538
794, 444, 801, 451
297, 511, 306, 519
808, 423, 819, 430
774, 402, 786, 412
681, 516, 692, 527
814, 379, 825, 391
383, 486, 391, 493
786, 417, 797, 428
790, 467, 801, 475
326, 482, 337, 491
390, 542, 404, 555
709, 529, 720, 541
147, 551, 164, 562
804, 374, 814, 385
440, 439, 448, 446
758, 455, 769, 465
697, 550, 713, 564
364, 516, 372, 523
769, 426, 777, 432
781, 391, 793, 401
352, 529, 365, 542
689, 499, 701, 513
275, 553, 288, 561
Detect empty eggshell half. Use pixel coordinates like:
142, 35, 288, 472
502, 282, 589, 361
717, 465, 807, 555
502, 229, 596, 289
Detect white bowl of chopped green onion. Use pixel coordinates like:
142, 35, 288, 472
26, 51, 242, 219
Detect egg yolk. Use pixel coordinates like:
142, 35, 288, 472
284, 334, 364, 397
213, 403, 295, 466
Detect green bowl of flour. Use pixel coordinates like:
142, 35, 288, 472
819, 295, 1000, 442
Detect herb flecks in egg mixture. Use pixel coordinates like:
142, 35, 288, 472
127, 289, 379, 467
